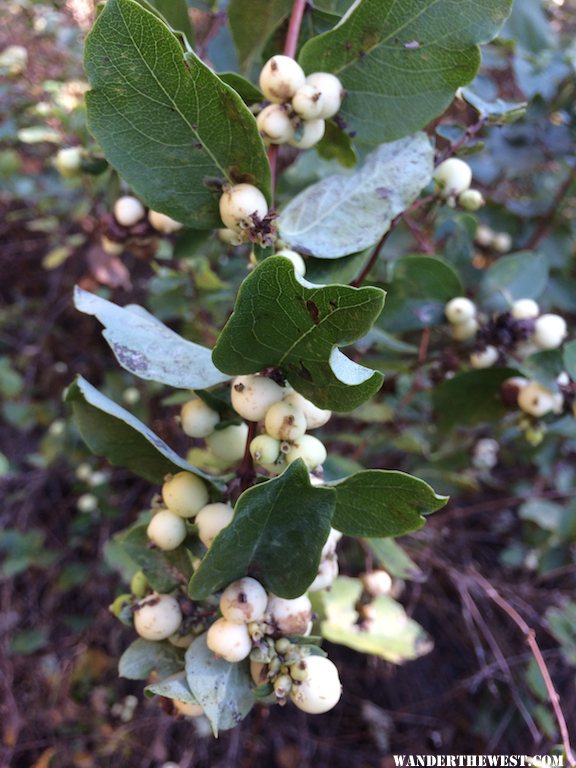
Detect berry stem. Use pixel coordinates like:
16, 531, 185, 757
228, 419, 258, 503
284, 0, 308, 59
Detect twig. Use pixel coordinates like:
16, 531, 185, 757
471, 569, 576, 767
438, 116, 487, 162
283, 0, 307, 59
522, 164, 576, 251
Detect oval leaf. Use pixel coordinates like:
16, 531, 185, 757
479, 251, 548, 311
278, 134, 434, 258
119, 638, 184, 680
84, 0, 270, 228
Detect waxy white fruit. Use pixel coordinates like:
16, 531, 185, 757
256, 104, 294, 144
196, 502, 234, 548
288, 118, 325, 150
511, 298, 540, 320
492, 232, 512, 253
219, 183, 268, 232
282, 392, 331, 429
452, 317, 479, 341
292, 83, 324, 121
321, 528, 342, 559
361, 569, 393, 597
259, 55, 306, 103
162, 472, 209, 518
445, 297, 476, 325
267, 594, 312, 635
264, 401, 307, 442
206, 618, 252, 662
470, 345, 499, 369
148, 210, 183, 234
434, 158, 472, 197
231, 374, 285, 422
533, 314, 567, 350
55, 147, 83, 177
458, 189, 484, 211
308, 557, 338, 592
250, 434, 281, 465
147, 509, 187, 551
180, 398, 220, 438
205, 423, 249, 463
218, 227, 246, 246
219, 577, 268, 623
305, 72, 344, 119
173, 699, 204, 718
289, 656, 342, 714
517, 381, 563, 417
275, 248, 306, 277
113, 195, 145, 227
285, 434, 327, 470
133, 593, 182, 641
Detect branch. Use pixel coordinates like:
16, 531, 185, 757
522, 164, 576, 251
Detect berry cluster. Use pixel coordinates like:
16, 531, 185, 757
99, 194, 183, 256
433, 158, 484, 211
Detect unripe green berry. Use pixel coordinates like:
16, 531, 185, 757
133, 593, 182, 641
196, 502, 234, 548
458, 189, 485, 211
205, 423, 249, 464
162, 471, 209, 518
220, 577, 268, 623
130, 570, 148, 598
250, 434, 281, 465
264, 401, 307, 442
206, 617, 252, 662
259, 55, 306, 104
180, 398, 220, 438
219, 183, 268, 232
231, 374, 285, 422
274, 674, 293, 698
275, 637, 292, 655
147, 509, 187, 550
289, 656, 342, 714
113, 195, 145, 227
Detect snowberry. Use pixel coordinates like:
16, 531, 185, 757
289, 656, 342, 714
219, 183, 268, 232
205, 423, 249, 463
264, 401, 307, 442
219, 577, 268, 623
267, 594, 312, 635
162, 471, 209, 518
275, 249, 306, 277
148, 210, 183, 234
180, 398, 220, 438
55, 147, 83, 177
292, 83, 325, 121
282, 392, 331, 429
218, 227, 246, 246
472, 438, 499, 470
113, 195, 145, 227
285, 435, 327, 470
458, 189, 484, 211
231, 374, 285, 422
492, 232, 512, 253
475, 224, 494, 247
305, 72, 344, 119
173, 699, 204, 718
256, 104, 295, 144
361, 570, 392, 597
321, 528, 342, 559
469, 345, 499, 369
445, 297, 476, 325
147, 509, 187, 550
434, 158, 472, 197
250, 659, 268, 685
206, 618, 252, 662
259, 55, 306, 104
250, 434, 281, 465
101, 235, 124, 256
557, 371, 570, 386
288, 118, 326, 150
511, 298, 539, 320
309, 557, 338, 592
533, 314, 567, 350
133, 593, 182, 641
196, 502, 234, 548
452, 317, 479, 341
517, 381, 563, 418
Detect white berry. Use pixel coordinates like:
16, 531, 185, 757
292, 83, 325, 121
147, 509, 187, 550
173, 699, 204, 718
288, 119, 325, 150
512, 299, 539, 320
231, 374, 285, 422
219, 577, 268, 623
133, 593, 182, 641
162, 472, 209, 518
256, 104, 294, 144
517, 381, 563, 417
259, 55, 306, 103
469, 345, 499, 369
196, 502, 234, 548
309, 557, 338, 592
289, 656, 342, 714
282, 392, 331, 429
305, 72, 344, 119
180, 398, 220, 438
55, 147, 83, 177
264, 401, 307, 442
205, 423, 249, 464
452, 317, 479, 341
445, 297, 476, 325
285, 435, 327, 470
275, 249, 306, 277
113, 195, 145, 227
361, 570, 392, 597
219, 183, 268, 232
434, 158, 472, 197
458, 189, 484, 211
321, 528, 342, 559
206, 618, 252, 662
533, 314, 567, 350
493, 232, 512, 253
218, 227, 246, 246
250, 434, 281, 465
148, 210, 183, 234
267, 594, 312, 635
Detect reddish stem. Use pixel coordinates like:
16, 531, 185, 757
284, 0, 307, 59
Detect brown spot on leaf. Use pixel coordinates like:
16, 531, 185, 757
306, 300, 320, 325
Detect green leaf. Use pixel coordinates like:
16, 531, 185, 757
117, 524, 194, 592
563, 340, 576, 381
315, 121, 357, 169
461, 87, 526, 124
320, 577, 433, 662
119, 638, 184, 680
212, 257, 385, 411
66, 376, 220, 486
228, 0, 292, 72
380, 255, 463, 333
298, 0, 513, 145
366, 538, 424, 581
189, 461, 335, 600
278, 134, 434, 258
75, 288, 229, 389
185, 634, 254, 735
330, 470, 447, 537
517, 350, 563, 391
146, 671, 198, 702
433, 368, 518, 432
84, 0, 270, 229
134, 0, 195, 43
304, 249, 372, 285
479, 251, 548, 311
218, 73, 263, 105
